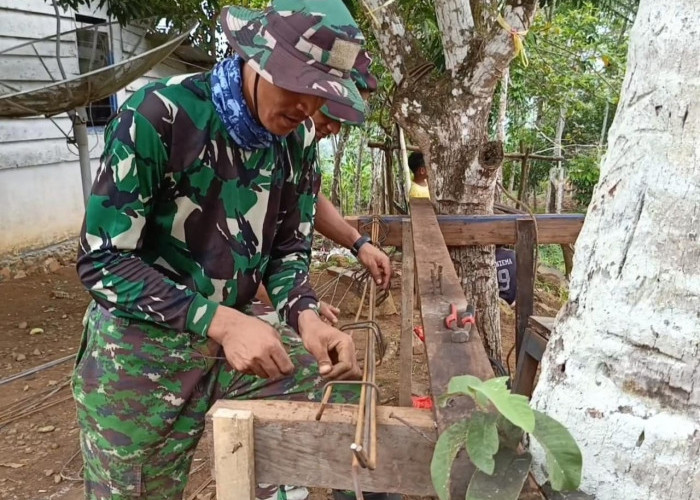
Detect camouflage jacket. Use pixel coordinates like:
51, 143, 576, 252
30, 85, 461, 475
77, 72, 319, 337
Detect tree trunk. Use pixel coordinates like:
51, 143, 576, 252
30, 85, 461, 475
353, 133, 366, 214
383, 144, 395, 215
531, 2, 700, 498
548, 106, 566, 213
331, 127, 350, 211
598, 98, 611, 159
495, 67, 509, 203
398, 127, 411, 207
517, 142, 530, 206
365, 0, 539, 362
371, 149, 386, 215
397, 86, 504, 360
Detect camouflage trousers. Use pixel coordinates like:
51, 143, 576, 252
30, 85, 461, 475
71, 301, 357, 499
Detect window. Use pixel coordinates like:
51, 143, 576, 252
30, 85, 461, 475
75, 14, 116, 127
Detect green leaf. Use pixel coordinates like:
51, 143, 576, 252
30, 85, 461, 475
444, 376, 535, 432
466, 412, 499, 475
496, 414, 525, 450
446, 374, 482, 397
466, 448, 532, 500
531, 410, 582, 491
430, 421, 469, 500
475, 378, 536, 433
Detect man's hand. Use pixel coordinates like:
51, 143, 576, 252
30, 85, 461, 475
357, 243, 392, 290
298, 309, 361, 380
319, 301, 340, 325
208, 306, 294, 380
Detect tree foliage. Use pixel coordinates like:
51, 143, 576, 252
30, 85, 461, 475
496, 2, 631, 209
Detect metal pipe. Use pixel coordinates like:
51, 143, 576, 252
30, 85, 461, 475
73, 107, 93, 207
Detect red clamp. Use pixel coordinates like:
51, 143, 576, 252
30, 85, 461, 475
444, 303, 475, 343
413, 326, 425, 343
445, 303, 475, 329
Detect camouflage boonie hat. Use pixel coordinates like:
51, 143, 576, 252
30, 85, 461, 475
221, 0, 367, 124
322, 49, 377, 123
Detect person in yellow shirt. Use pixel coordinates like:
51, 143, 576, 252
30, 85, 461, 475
408, 151, 431, 198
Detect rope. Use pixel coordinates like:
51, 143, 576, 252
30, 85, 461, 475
497, 15, 529, 67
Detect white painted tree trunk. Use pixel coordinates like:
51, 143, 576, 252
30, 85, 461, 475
531, 2, 700, 499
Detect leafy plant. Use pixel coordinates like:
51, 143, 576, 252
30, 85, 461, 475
431, 376, 582, 500
568, 153, 600, 208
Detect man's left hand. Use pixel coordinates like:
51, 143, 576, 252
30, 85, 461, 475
357, 244, 392, 290
298, 310, 362, 380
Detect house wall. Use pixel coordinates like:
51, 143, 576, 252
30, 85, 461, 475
0, 0, 191, 255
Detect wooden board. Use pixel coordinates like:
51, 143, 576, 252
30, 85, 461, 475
515, 220, 536, 356
530, 315, 555, 339
211, 408, 255, 500
345, 213, 584, 247
206, 400, 437, 495
399, 220, 414, 407
512, 318, 552, 398
409, 198, 494, 499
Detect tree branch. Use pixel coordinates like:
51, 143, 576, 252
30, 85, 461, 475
363, 0, 422, 84
463, 0, 538, 93
433, 0, 474, 73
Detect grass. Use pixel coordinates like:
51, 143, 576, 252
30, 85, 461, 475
538, 244, 565, 273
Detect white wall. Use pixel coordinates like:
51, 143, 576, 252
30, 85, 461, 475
0, 0, 193, 254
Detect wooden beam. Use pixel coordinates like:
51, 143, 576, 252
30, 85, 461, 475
515, 219, 536, 357
409, 198, 494, 499
513, 317, 552, 397
504, 153, 565, 162
345, 213, 584, 247
399, 220, 415, 407
365, 143, 561, 162
212, 408, 255, 500
206, 400, 437, 496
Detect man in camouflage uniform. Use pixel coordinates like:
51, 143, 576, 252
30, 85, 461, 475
72, 1, 377, 498
257, 49, 390, 326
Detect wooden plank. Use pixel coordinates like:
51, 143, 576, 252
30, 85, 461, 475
206, 400, 437, 496
524, 328, 548, 360
0, 10, 77, 40
0, 116, 72, 143
399, 220, 414, 407
530, 315, 555, 339
515, 219, 536, 357
513, 325, 549, 398
409, 198, 494, 499
0, 137, 103, 171
0, 0, 80, 16
212, 407, 255, 500
0, 38, 77, 57
0, 55, 79, 83
344, 213, 584, 247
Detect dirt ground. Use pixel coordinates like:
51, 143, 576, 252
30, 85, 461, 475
0, 258, 564, 500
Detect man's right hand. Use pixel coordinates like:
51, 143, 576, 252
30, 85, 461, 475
207, 306, 294, 380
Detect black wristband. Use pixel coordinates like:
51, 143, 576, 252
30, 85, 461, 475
351, 235, 372, 256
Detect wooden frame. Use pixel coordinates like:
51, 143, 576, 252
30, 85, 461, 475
512, 316, 554, 397
209, 205, 573, 498
206, 400, 437, 499
409, 198, 495, 499
345, 213, 584, 247
399, 220, 415, 407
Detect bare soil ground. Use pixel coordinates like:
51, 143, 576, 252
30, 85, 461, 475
0, 260, 564, 500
